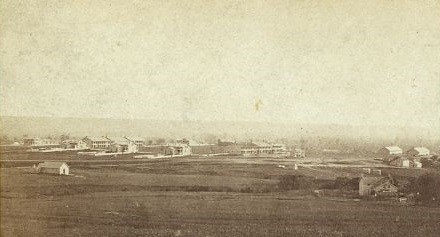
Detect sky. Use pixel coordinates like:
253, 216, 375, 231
1, 0, 439, 129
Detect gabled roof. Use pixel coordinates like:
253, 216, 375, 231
412, 147, 430, 154
384, 146, 402, 152
38, 161, 68, 169
106, 137, 130, 145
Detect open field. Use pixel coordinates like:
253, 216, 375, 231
2, 154, 440, 237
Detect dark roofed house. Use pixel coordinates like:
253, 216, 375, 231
36, 162, 69, 175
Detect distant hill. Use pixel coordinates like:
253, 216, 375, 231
1, 116, 439, 142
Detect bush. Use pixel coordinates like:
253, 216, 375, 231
278, 175, 316, 190
333, 177, 360, 190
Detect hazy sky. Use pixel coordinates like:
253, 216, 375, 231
1, 0, 439, 128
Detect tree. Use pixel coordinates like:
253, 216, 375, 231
155, 138, 166, 145
60, 133, 70, 142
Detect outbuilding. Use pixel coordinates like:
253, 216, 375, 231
36, 162, 69, 175
407, 147, 430, 157
378, 146, 403, 156
359, 176, 398, 196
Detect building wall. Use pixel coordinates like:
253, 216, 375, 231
83, 138, 110, 149
191, 145, 241, 155
359, 180, 373, 196
59, 165, 69, 175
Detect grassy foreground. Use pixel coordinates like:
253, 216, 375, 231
1, 158, 440, 237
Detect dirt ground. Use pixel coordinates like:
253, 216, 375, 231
1, 156, 440, 237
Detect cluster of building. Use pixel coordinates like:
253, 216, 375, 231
379, 146, 431, 168
22, 137, 298, 158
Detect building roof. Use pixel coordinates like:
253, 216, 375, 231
84, 136, 110, 142
38, 161, 68, 169
412, 147, 430, 154
384, 146, 402, 153
106, 137, 130, 145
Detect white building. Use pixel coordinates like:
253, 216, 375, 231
378, 146, 403, 156
36, 162, 69, 175
407, 147, 430, 157
240, 141, 290, 157
165, 143, 191, 156
82, 136, 111, 149
23, 138, 60, 148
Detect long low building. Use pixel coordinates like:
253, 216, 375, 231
139, 143, 191, 157
239, 141, 290, 158
82, 136, 144, 151
378, 146, 403, 156
82, 136, 112, 149
23, 138, 61, 149
407, 147, 430, 157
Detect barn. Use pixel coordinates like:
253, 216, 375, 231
359, 176, 398, 196
36, 162, 69, 175
378, 146, 403, 156
407, 147, 430, 157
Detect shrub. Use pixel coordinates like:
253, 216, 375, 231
278, 175, 316, 190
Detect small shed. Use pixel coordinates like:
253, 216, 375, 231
36, 162, 69, 175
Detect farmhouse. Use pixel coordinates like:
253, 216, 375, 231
82, 136, 111, 149
359, 176, 398, 196
378, 146, 403, 156
36, 162, 69, 175
407, 147, 430, 157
